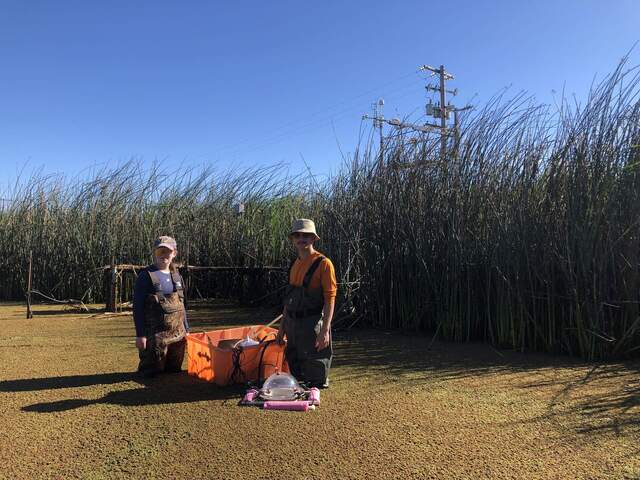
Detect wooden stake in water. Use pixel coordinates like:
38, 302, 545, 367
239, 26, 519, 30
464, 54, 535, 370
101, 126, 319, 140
26, 250, 33, 319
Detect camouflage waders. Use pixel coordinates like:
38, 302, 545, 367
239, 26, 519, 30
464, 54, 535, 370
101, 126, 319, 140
138, 270, 187, 376
283, 256, 332, 387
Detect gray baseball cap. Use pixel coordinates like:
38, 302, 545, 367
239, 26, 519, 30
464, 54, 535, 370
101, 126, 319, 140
153, 235, 177, 251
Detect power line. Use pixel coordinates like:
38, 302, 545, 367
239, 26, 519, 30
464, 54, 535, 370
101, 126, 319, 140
362, 63, 474, 168
210, 71, 423, 157
215, 80, 424, 160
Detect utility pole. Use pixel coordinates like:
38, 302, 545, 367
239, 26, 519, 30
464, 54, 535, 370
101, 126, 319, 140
362, 64, 471, 170
420, 64, 455, 161
362, 99, 385, 168
420, 64, 472, 163
362, 115, 442, 168
374, 98, 384, 159
364, 98, 446, 168
438, 66, 447, 161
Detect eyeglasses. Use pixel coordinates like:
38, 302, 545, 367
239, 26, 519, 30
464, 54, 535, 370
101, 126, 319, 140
292, 232, 313, 239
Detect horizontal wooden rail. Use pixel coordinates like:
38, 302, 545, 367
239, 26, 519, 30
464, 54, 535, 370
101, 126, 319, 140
101, 264, 285, 272
104, 264, 286, 312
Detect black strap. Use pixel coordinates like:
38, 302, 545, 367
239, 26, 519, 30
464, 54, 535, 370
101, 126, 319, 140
286, 258, 296, 284
287, 256, 326, 289
170, 270, 185, 300
228, 346, 244, 384
257, 338, 276, 383
303, 256, 325, 289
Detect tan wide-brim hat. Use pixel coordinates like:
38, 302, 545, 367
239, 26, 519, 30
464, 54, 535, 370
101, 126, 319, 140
289, 218, 320, 240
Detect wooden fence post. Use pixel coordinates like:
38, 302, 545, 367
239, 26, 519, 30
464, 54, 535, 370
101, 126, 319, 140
116, 266, 122, 313
26, 250, 33, 319
183, 241, 190, 310
106, 259, 117, 312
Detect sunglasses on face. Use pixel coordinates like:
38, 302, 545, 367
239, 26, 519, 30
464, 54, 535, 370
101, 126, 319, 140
292, 232, 313, 239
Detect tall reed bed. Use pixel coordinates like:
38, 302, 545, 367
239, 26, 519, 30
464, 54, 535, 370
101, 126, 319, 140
0, 163, 321, 301
332, 61, 640, 359
1, 61, 639, 359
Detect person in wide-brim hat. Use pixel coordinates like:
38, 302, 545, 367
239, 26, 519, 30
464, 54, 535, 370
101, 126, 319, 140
288, 218, 320, 241
277, 219, 336, 388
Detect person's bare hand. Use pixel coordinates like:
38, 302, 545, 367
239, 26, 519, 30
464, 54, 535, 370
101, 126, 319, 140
136, 336, 147, 350
315, 329, 330, 351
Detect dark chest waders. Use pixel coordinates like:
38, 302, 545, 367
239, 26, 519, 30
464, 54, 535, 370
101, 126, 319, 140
138, 270, 187, 375
282, 256, 332, 388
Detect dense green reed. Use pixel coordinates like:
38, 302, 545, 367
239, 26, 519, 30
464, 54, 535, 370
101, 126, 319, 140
2, 61, 639, 359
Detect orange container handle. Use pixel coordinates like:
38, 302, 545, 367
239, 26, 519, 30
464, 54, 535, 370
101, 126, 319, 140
259, 331, 277, 343
249, 314, 283, 341
197, 351, 211, 361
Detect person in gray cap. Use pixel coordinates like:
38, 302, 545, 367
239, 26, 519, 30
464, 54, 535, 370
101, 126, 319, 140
276, 219, 336, 388
132, 235, 190, 377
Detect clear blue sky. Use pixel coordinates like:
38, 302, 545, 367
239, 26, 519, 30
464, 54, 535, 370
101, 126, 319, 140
0, 1, 638, 189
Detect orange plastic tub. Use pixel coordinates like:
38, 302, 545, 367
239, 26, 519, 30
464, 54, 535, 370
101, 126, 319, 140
186, 326, 288, 386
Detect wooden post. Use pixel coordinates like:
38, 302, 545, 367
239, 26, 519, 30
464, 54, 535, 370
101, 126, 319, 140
107, 259, 117, 312
116, 265, 122, 312
103, 267, 110, 311
183, 241, 190, 310
26, 250, 33, 319
182, 267, 190, 310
